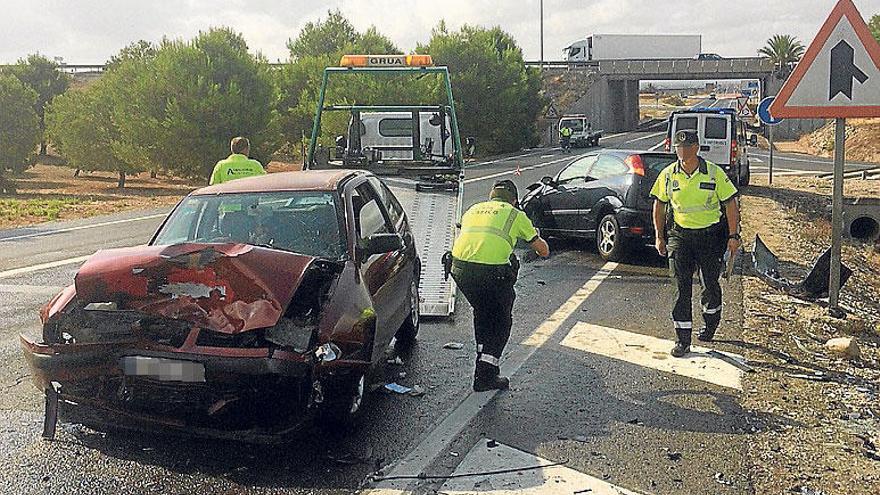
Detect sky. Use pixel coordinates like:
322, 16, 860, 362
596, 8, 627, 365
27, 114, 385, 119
2, 0, 879, 64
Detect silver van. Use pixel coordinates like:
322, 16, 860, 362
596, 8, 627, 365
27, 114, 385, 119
665, 109, 752, 186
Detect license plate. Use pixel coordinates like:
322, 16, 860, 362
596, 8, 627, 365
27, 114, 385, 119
120, 356, 206, 383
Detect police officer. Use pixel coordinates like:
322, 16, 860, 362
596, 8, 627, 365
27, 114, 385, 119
210, 137, 266, 185
451, 180, 550, 391
559, 125, 573, 152
650, 130, 741, 357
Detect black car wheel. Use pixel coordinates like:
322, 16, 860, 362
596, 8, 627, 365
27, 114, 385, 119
395, 273, 420, 347
597, 214, 627, 261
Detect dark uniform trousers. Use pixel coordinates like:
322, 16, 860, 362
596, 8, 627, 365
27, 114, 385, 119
668, 222, 726, 342
451, 259, 517, 377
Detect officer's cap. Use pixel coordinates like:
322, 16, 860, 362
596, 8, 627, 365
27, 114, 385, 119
673, 130, 699, 147
490, 179, 519, 204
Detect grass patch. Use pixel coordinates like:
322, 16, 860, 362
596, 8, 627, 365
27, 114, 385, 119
0, 197, 87, 222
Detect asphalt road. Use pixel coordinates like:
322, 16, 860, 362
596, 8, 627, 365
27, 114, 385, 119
0, 128, 844, 494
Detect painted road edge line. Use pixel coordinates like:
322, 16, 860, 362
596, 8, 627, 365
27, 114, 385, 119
464, 152, 590, 184
369, 262, 618, 491
0, 213, 167, 242
0, 255, 91, 279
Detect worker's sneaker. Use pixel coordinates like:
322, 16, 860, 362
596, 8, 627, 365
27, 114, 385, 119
473, 375, 510, 392
670, 342, 690, 358
697, 327, 717, 342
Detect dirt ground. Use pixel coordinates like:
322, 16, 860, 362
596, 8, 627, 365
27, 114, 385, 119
739, 175, 880, 494
0, 160, 301, 230
775, 118, 880, 165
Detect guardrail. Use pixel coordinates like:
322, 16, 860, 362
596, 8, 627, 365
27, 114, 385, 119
526, 58, 775, 76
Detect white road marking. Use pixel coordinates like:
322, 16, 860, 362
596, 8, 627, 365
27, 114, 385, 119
648, 140, 667, 151
540, 154, 556, 159
560, 323, 744, 390
438, 440, 642, 495
599, 131, 632, 141
622, 131, 666, 144
0, 284, 66, 295
464, 152, 591, 184
371, 263, 618, 491
0, 214, 166, 242
467, 149, 552, 168
751, 157, 763, 163
0, 255, 90, 279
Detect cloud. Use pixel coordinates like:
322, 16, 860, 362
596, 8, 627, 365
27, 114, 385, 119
2, 0, 879, 63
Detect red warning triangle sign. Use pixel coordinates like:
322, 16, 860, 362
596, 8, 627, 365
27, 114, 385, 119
770, 0, 880, 118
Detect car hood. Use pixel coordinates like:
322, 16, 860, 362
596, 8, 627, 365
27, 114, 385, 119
73, 243, 316, 334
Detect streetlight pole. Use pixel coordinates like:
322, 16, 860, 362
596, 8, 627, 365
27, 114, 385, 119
540, 0, 544, 69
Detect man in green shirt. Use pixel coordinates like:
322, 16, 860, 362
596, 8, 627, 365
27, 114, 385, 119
209, 137, 266, 185
451, 180, 550, 391
650, 130, 741, 357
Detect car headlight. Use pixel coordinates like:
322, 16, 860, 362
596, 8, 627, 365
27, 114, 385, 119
264, 318, 316, 353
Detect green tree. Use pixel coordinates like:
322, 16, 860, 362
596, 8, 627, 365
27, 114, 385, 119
758, 34, 806, 78
113, 28, 280, 179
277, 12, 404, 153
5, 54, 70, 155
0, 74, 41, 179
46, 81, 144, 188
870, 15, 880, 44
106, 40, 158, 70
420, 24, 544, 154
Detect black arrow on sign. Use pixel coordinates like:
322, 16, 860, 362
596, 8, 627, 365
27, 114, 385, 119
829, 40, 868, 100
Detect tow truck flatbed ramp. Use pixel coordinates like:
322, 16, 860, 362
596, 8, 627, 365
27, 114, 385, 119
385, 178, 460, 317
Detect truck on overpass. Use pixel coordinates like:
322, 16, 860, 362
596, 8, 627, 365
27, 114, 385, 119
564, 34, 702, 62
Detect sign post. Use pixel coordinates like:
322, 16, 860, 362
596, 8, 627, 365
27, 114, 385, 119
757, 96, 783, 185
768, 0, 880, 315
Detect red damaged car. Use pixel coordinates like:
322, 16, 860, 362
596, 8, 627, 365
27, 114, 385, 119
21, 170, 421, 442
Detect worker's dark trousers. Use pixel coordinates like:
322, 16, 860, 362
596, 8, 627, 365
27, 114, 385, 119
451, 260, 516, 379
668, 223, 726, 344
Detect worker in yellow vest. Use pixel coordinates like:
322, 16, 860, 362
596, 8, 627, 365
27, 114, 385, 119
451, 180, 550, 391
210, 137, 266, 185
650, 130, 741, 357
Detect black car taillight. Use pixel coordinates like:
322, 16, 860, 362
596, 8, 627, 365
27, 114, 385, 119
624, 155, 646, 176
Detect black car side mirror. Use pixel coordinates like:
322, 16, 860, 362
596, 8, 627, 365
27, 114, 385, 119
361, 233, 404, 258
540, 176, 555, 186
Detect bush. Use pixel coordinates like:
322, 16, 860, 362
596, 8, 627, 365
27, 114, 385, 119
0, 74, 41, 175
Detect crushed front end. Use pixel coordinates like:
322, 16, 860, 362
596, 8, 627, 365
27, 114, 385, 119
21, 243, 372, 442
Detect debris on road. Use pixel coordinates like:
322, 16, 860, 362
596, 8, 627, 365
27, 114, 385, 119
387, 356, 405, 366
443, 342, 465, 350
408, 385, 426, 397
752, 234, 853, 301
383, 383, 412, 394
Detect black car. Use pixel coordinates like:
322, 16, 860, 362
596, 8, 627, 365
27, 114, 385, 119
520, 150, 676, 261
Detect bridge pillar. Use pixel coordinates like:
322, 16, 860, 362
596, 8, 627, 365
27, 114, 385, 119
601, 79, 640, 133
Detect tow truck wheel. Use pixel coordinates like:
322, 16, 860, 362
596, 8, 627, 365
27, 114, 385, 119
597, 214, 626, 262
395, 275, 420, 348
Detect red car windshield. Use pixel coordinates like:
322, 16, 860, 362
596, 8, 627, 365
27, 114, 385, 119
153, 192, 345, 259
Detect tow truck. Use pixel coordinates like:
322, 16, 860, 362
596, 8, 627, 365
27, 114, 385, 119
305, 54, 464, 317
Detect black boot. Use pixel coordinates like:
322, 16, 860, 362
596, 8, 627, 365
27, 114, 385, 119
473, 361, 510, 392
671, 329, 692, 357
697, 326, 717, 342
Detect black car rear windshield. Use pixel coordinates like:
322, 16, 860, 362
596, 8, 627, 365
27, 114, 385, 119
640, 154, 676, 173
153, 192, 345, 259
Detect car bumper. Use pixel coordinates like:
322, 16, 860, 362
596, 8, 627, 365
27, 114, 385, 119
20, 333, 365, 442
616, 207, 655, 240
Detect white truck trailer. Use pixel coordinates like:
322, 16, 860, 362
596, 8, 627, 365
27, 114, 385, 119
564, 34, 702, 62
